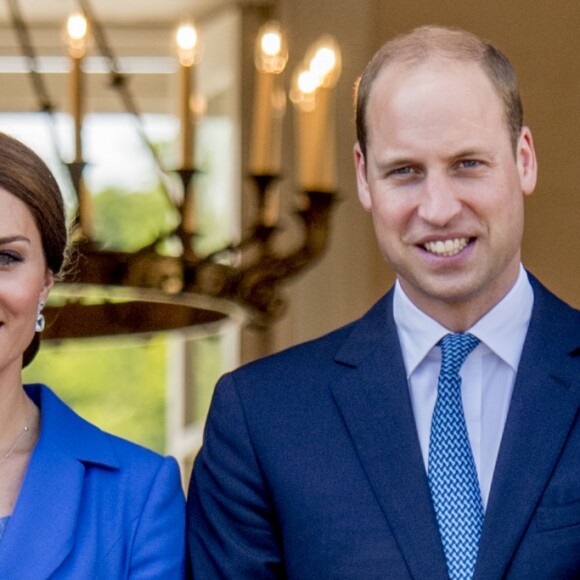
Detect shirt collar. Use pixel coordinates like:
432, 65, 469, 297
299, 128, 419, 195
393, 265, 534, 378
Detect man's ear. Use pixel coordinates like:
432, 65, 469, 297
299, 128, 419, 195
354, 142, 372, 212
517, 126, 537, 197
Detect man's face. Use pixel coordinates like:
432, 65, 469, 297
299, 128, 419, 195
354, 58, 537, 327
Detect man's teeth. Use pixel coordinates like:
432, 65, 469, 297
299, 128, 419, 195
424, 237, 469, 257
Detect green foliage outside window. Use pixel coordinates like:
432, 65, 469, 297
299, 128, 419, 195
24, 335, 167, 452
16, 112, 233, 455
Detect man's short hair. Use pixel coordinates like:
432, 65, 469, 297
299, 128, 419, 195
354, 25, 523, 159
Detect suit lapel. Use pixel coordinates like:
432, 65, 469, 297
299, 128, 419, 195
475, 280, 580, 579
0, 443, 85, 578
331, 292, 449, 580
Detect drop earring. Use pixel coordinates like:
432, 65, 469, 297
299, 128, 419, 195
36, 301, 45, 333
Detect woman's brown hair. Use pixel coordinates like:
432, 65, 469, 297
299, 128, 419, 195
0, 132, 69, 366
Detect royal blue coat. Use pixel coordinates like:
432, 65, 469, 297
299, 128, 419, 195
0, 384, 187, 578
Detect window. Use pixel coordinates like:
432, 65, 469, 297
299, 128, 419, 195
2, 7, 243, 478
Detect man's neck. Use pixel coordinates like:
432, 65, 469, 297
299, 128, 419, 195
397, 268, 523, 332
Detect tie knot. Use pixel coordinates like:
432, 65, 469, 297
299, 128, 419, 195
439, 333, 480, 374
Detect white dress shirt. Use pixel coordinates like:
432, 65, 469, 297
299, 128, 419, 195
393, 266, 534, 509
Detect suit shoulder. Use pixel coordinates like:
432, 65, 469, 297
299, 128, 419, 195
217, 292, 394, 401
237, 291, 393, 376
529, 274, 580, 329
232, 317, 360, 384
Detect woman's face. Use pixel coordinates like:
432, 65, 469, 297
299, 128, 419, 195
0, 187, 53, 379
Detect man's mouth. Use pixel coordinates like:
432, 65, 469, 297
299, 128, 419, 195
423, 237, 470, 257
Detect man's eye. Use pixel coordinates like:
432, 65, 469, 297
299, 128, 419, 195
390, 166, 414, 176
458, 159, 481, 169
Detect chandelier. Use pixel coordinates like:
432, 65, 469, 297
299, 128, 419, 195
4, 0, 340, 340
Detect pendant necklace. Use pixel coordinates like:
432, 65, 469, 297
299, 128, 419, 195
0, 405, 32, 466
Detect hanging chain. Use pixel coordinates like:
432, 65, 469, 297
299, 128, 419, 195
7, 0, 175, 208
6, 0, 67, 168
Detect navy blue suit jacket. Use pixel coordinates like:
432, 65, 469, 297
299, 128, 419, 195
187, 276, 580, 578
0, 385, 187, 579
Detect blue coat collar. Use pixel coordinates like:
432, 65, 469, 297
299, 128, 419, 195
24, 383, 120, 469
0, 385, 120, 576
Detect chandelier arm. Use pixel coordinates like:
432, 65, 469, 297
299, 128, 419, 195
193, 228, 268, 265
233, 191, 336, 323
6, 0, 68, 171
187, 191, 336, 325
178, 215, 279, 272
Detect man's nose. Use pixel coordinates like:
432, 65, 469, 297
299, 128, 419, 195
416, 174, 462, 226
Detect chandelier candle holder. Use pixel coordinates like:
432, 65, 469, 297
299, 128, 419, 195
7, 0, 341, 340
65, 11, 92, 239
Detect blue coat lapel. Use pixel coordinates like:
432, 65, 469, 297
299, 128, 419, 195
0, 442, 85, 577
331, 291, 449, 580
0, 385, 120, 578
475, 278, 580, 578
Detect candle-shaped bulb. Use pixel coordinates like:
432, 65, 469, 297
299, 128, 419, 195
306, 35, 342, 88
290, 67, 318, 112
255, 21, 288, 74
249, 20, 288, 177
176, 22, 200, 67
311, 48, 335, 79
292, 36, 342, 193
298, 70, 319, 94
262, 31, 281, 57
175, 21, 200, 170
66, 12, 88, 58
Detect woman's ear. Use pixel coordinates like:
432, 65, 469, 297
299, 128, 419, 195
40, 268, 55, 304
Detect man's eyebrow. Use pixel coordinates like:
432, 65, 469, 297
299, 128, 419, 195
454, 149, 478, 157
452, 146, 494, 158
375, 156, 419, 171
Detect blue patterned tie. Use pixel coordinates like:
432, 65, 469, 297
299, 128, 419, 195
428, 333, 483, 580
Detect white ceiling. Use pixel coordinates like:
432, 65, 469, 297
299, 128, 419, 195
0, 0, 241, 26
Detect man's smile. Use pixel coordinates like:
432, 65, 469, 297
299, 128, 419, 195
422, 237, 471, 257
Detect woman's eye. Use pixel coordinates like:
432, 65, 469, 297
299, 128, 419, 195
0, 252, 22, 266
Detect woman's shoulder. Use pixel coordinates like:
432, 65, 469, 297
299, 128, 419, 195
18, 386, 186, 578
25, 383, 178, 477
